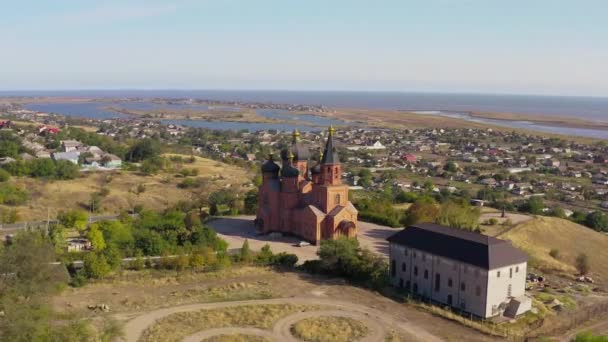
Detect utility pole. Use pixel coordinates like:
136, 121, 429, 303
46, 207, 50, 236
501, 190, 507, 218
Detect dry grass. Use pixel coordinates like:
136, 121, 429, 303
53, 267, 277, 315
202, 335, 270, 342
140, 304, 320, 342
1, 154, 251, 222
500, 216, 608, 279
291, 316, 369, 342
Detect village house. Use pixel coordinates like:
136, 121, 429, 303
388, 223, 530, 319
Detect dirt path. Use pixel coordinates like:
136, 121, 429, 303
182, 327, 275, 342
121, 297, 443, 342
560, 318, 608, 342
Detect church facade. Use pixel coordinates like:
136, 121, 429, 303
255, 126, 358, 244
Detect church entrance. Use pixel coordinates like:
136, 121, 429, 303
337, 220, 356, 238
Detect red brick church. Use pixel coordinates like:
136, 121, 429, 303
255, 126, 358, 244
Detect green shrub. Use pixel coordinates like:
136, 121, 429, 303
549, 248, 560, 259
0, 185, 27, 205
0, 168, 10, 182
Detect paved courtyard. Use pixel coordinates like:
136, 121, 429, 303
208, 215, 396, 262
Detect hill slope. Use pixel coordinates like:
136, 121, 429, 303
500, 216, 608, 281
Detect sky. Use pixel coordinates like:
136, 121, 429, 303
0, 0, 607, 97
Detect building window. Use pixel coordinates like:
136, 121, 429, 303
435, 273, 441, 291
413, 252, 417, 259
424, 270, 428, 279
404, 248, 408, 256
497, 271, 501, 278
508, 284, 512, 297
476, 286, 481, 296
461, 282, 466, 292
414, 266, 418, 276
402, 263, 406, 272
335, 194, 341, 205
399, 278, 404, 288
509, 268, 513, 279
422, 254, 426, 262
516, 266, 519, 273
391, 260, 396, 277
448, 278, 453, 288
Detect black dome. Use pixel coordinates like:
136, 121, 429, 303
261, 160, 280, 173
311, 163, 321, 174
282, 164, 300, 178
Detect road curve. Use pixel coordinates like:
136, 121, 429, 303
182, 327, 275, 342
121, 297, 443, 342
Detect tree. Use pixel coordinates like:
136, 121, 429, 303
126, 138, 161, 162
240, 239, 253, 263
0, 231, 72, 341
89, 193, 102, 213
244, 190, 258, 214
423, 180, 435, 193
518, 197, 545, 215
87, 225, 106, 251
0, 168, 10, 182
358, 168, 372, 187
314, 238, 388, 289
444, 161, 458, 173
404, 197, 439, 226
257, 244, 273, 264
0, 132, 20, 158
585, 211, 608, 232
54, 160, 79, 179
436, 201, 481, 231
57, 210, 88, 235
575, 253, 590, 275
83, 252, 111, 279
29, 158, 56, 178
97, 220, 134, 250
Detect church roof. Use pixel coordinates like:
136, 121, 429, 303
261, 154, 280, 173
281, 129, 310, 161
328, 205, 345, 217
305, 205, 326, 218
321, 126, 340, 164
281, 163, 300, 178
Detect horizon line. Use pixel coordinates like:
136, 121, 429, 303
0, 88, 607, 100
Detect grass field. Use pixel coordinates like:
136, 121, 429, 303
499, 216, 608, 280
140, 304, 320, 342
202, 335, 270, 342
291, 316, 369, 342
1, 154, 251, 222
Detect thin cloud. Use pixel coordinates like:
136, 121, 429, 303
57, 3, 179, 23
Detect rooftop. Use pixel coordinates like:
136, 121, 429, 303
387, 223, 528, 270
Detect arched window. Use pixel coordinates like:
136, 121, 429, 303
335, 194, 341, 205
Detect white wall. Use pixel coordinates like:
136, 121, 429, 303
390, 243, 527, 318
485, 262, 527, 317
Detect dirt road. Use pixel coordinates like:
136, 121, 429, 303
122, 297, 443, 342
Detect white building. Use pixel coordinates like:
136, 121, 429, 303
387, 223, 531, 318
